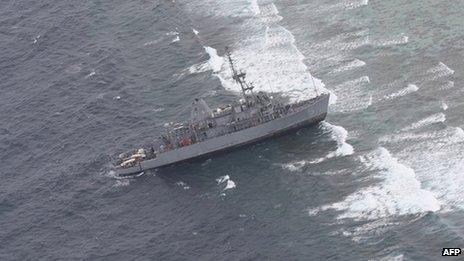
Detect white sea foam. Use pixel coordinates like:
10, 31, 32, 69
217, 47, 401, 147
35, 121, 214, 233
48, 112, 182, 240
143, 39, 162, 46
153, 107, 164, 112
441, 101, 448, 111
307, 122, 354, 163
331, 59, 366, 74
329, 76, 372, 112
383, 84, 418, 100
188, 46, 225, 73
171, 35, 180, 43
441, 81, 455, 89
324, 122, 354, 158
337, 76, 370, 88
327, 0, 369, 11
281, 160, 307, 172
204, 46, 224, 72
344, 0, 369, 10
402, 113, 446, 131
192, 1, 328, 102
370, 34, 409, 47
389, 125, 464, 212
381, 125, 464, 145
426, 62, 455, 80
258, 3, 282, 23
217, 175, 230, 184
225, 180, 236, 190
309, 148, 440, 221
114, 179, 130, 187
33, 34, 41, 44
176, 181, 190, 190
216, 175, 236, 190
85, 70, 96, 79
248, 0, 260, 15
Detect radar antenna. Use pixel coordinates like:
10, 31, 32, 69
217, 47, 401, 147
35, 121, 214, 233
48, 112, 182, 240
225, 47, 254, 101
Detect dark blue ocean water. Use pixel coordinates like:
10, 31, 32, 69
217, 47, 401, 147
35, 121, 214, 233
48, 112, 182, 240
1, 0, 464, 260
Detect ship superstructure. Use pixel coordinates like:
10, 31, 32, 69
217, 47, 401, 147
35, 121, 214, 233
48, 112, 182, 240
113, 48, 330, 177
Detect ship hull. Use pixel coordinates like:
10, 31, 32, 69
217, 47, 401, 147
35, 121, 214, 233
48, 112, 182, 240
114, 94, 329, 177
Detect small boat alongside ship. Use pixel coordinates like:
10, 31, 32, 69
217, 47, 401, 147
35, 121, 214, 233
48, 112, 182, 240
112, 48, 330, 177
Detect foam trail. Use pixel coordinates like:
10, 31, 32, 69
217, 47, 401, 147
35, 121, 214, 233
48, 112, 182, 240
402, 113, 446, 131
281, 160, 307, 172
143, 39, 162, 46
345, 0, 369, 9
371, 34, 409, 47
383, 84, 418, 100
426, 62, 455, 80
309, 147, 440, 220
331, 59, 366, 74
114, 180, 130, 187
337, 76, 370, 88
327, 0, 369, 11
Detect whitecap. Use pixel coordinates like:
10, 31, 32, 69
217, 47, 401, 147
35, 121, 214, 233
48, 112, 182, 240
171, 35, 180, 43
312, 147, 440, 221
371, 34, 409, 47
318, 122, 354, 160
383, 84, 418, 100
188, 46, 224, 74
85, 70, 96, 79
176, 181, 190, 190
441, 101, 448, 111
401, 113, 446, 131
281, 160, 307, 172
216, 175, 236, 190
331, 59, 366, 74
143, 39, 162, 46
216, 175, 230, 184
224, 180, 236, 190
426, 62, 455, 80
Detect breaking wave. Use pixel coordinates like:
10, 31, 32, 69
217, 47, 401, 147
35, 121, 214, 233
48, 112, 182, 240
217, 175, 236, 190
309, 147, 440, 220
401, 113, 446, 131
383, 84, 419, 100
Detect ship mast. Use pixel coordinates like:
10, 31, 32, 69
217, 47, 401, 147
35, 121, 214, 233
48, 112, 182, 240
225, 47, 254, 101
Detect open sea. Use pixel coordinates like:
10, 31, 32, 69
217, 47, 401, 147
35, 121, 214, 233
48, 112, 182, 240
1, 0, 464, 260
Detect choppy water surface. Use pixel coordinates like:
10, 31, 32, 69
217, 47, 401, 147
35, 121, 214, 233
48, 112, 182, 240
1, 0, 463, 260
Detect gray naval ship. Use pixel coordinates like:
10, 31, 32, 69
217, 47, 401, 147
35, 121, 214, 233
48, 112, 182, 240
113, 49, 330, 177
